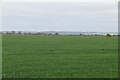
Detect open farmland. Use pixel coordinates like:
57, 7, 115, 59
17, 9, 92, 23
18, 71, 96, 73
2, 35, 118, 78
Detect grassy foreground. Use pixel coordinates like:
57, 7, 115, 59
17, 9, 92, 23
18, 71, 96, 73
2, 35, 118, 78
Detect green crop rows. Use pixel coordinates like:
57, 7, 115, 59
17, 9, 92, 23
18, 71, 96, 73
2, 35, 118, 78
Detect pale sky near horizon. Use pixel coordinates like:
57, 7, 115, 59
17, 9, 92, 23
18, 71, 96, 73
2, 2, 118, 32
2, 0, 119, 2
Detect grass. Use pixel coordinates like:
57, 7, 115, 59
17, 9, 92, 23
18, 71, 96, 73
2, 35, 118, 78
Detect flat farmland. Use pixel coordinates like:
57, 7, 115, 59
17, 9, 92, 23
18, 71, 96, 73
2, 35, 118, 78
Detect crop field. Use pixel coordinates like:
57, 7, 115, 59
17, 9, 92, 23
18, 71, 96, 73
2, 35, 118, 78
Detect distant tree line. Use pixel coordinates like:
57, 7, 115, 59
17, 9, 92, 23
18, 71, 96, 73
0, 31, 119, 37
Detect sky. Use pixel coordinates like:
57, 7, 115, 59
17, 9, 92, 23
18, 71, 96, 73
2, 2, 118, 32
2, 0, 119, 2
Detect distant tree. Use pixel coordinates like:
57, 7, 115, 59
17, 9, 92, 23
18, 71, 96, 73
6, 31, 9, 34
18, 31, 21, 35
95, 34, 99, 36
48, 33, 52, 35
55, 33, 59, 35
24, 33, 27, 35
106, 34, 112, 37
12, 31, 15, 34
36, 32, 41, 35
79, 33, 84, 36
28, 33, 31, 35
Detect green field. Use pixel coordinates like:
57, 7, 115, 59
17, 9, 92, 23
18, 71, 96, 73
2, 35, 118, 78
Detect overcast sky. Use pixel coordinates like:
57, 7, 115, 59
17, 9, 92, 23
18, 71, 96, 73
2, 0, 119, 2
2, 2, 118, 32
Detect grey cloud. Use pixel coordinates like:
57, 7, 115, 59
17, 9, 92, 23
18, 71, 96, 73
2, 2, 118, 32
